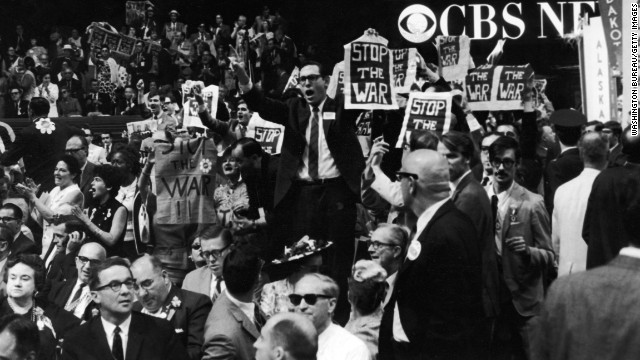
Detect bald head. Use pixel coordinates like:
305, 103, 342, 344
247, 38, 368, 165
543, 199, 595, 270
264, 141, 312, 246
77, 242, 106, 283
257, 312, 318, 360
400, 149, 451, 215
578, 132, 609, 170
131, 254, 163, 275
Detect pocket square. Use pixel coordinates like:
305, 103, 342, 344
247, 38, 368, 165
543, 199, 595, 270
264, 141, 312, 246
175, 328, 184, 333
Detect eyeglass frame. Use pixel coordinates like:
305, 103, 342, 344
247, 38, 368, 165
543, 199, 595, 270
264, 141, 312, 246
200, 242, 232, 260
366, 240, 399, 251
395, 171, 419, 182
491, 157, 517, 169
288, 293, 334, 306
0, 216, 18, 223
298, 74, 321, 83
76, 255, 102, 267
94, 278, 136, 292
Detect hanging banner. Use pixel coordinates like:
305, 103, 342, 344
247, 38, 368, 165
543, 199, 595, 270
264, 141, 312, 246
126, 119, 157, 134
391, 48, 418, 94
598, 0, 623, 70
246, 113, 285, 155
583, 17, 617, 122
465, 64, 534, 111
396, 92, 452, 148
436, 35, 473, 81
344, 31, 398, 110
155, 138, 217, 224
116, 35, 137, 57
182, 82, 219, 129
327, 61, 345, 99
89, 26, 109, 49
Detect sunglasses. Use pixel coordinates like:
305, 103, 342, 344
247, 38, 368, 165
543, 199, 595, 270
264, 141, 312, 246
288, 293, 333, 306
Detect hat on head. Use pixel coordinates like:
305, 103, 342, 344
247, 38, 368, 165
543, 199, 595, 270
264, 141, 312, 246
62, 44, 73, 50
169, 10, 179, 16
549, 109, 587, 127
266, 32, 275, 40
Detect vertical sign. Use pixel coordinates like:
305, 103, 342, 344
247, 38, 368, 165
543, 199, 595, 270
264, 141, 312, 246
583, 17, 616, 122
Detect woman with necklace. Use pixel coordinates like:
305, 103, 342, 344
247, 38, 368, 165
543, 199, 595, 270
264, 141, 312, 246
109, 146, 141, 259
70, 164, 127, 258
0, 254, 57, 360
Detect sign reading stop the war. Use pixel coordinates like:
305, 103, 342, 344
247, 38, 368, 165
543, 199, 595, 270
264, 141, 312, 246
465, 64, 534, 111
246, 113, 285, 155
344, 31, 398, 110
396, 92, 452, 148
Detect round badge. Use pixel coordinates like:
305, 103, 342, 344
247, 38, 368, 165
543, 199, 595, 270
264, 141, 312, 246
407, 240, 422, 261
398, 5, 438, 43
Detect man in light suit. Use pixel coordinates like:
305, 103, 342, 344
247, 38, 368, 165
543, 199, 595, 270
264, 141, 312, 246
182, 226, 232, 301
485, 136, 554, 360
65, 135, 96, 204
202, 246, 265, 360
131, 255, 212, 360
531, 196, 640, 360
61, 257, 189, 360
82, 126, 108, 164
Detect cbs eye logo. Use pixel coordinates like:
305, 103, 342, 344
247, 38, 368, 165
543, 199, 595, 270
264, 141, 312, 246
398, 4, 437, 43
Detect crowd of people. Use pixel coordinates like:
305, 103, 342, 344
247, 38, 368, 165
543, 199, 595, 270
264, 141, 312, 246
0, 4, 637, 360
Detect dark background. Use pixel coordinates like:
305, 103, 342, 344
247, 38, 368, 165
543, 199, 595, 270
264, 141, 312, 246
0, 0, 603, 109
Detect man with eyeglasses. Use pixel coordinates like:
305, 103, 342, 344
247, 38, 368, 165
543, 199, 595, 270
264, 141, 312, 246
291, 273, 370, 360
48, 242, 106, 320
0, 204, 37, 256
485, 136, 553, 359
131, 255, 212, 360
5, 87, 28, 118
182, 225, 232, 301
367, 224, 408, 307
101, 133, 113, 154
379, 149, 485, 360
61, 257, 189, 360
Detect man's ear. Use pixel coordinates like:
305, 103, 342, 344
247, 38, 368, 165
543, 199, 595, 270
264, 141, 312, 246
327, 297, 337, 315
91, 290, 101, 305
0, 240, 8, 252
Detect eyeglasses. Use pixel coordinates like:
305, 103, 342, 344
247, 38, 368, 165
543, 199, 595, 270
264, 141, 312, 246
65, 148, 84, 154
395, 171, 419, 181
298, 74, 321, 83
133, 279, 154, 291
94, 279, 136, 292
288, 293, 333, 306
497, 131, 516, 139
200, 243, 231, 260
10, 92, 20, 95
191, 243, 201, 251
0, 216, 18, 223
76, 255, 102, 266
491, 158, 516, 169
366, 240, 398, 250
101, 136, 110, 140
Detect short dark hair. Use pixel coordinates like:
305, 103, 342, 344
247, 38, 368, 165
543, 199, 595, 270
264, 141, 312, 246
93, 164, 124, 198
0, 314, 40, 358
348, 277, 386, 315
555, 125, 582, 146
301, 60, 325, 77
441, 131, 475, 160
222, 246, 261, 295
88, 257, 132, 291
271, 318, 318, 360
29, 97, 50, 117
198, 224, 233, 246
408, 129, 439, 151
489, 135, 521, 163
585, 120, 604, 132
603, 120, 622, 136
109, 146, 142, 177
1, 203, 23, 224
231, 137, 263, 159
59, 154, 82, 183
4, 254, 45, 292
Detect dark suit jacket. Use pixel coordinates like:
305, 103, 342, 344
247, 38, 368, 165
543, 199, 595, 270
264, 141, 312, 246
584, 163, 640, 269
132, 286, 212, 360
79, 161, 96, 203
48, 274, 99, 322
544, 148, 583, 213
242, 87, 365, 207
0, 117, 84, 192
379, 200, 486, 360
61, 312, 189, 360
607, 143, 627, 167
202, 292, 260, 360
531, 255, 640, 360
10, 232, 38, 255
452, 172, 500, 318
4, 99, 29, 118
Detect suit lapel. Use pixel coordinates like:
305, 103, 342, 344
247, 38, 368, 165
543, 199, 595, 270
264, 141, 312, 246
126, 315, 144, 360
298, 102, 311, 141
200, 268, 213, 298
225, 295, 260, 339
451, 172, 472, 202
90, 318, 115, 360
58, 278, 77, 306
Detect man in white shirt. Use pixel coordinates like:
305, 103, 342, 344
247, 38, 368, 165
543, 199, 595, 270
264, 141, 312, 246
291, 273, 371, 360
367, 224, 408, 307
253, 312, 318, 360
553, 132, 608, 276
82, 126, 108, 164
48, 242, 106, 320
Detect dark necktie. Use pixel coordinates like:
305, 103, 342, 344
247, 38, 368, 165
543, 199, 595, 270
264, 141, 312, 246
215, 277, 223, 294
70, 283, 86, 304
491, 195, 499, 224
308, 106, 320, 179
112, 326, 124, 360
254, 305, 265, 331
481, 176, 490, 186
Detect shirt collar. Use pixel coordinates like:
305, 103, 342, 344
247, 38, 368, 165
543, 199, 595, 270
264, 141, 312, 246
386, 271, 397, 286
560, 146, 577, 155
620, 247, 640, 259
415, 197, 450, 238
309, 97, 327, 113
488, 180, 515, 198
101, 313, 132, 338
225, 291, 255, 322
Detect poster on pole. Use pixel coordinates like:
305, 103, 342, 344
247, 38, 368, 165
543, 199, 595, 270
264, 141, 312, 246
465, 64, 534, 111
344, 31, 398, 110
391, 48, 418, 94
155, 138, 217, 224
246, 113, 285, 155
182, 82, 219, 129
396, 92, 452, 148
583, 17, 617, 122
436, 35, 473, 82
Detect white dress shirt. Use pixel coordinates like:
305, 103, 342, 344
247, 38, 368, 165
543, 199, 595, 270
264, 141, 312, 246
393, 197, 449, 343
225, 291, 255, 323
209, 274, 226, 299
371, 171, 404, 207
553, 168, 601, 276
101, 315, 131, 356
486, 181, 516, 256
298, 99, 340, 180
318, 323, 371, 360
65, 279, 92, 318
620, 247, 640, 259
383, 272, 397, 308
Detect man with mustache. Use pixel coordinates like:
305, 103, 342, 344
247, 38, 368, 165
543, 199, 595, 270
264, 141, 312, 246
485, 136, 553, 359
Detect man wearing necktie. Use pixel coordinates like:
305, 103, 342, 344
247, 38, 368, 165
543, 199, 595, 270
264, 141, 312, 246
235, 60, 365, 324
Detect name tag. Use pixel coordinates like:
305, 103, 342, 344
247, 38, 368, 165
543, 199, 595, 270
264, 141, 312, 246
323, 112, 336, 120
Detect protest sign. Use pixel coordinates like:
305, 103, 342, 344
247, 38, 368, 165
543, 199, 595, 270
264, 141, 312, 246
117, 35, 137, 57
396, 92, 452, 148
582, 17, 617, 122
344, 31, 398, 110
355, 110, 373, 157
327, 61, 345, 98
246, 113, 285, 155
465, 64, 534, 111
127, 119, 157, 134
155, 138, 217, 224
104, 32, 121, 52
89, 26, 108, 48
283, 66, 300, 93
126, 1, 152, 25
391, 48, 418, 94
436, 35, 473, 81
182, 82, 219, 129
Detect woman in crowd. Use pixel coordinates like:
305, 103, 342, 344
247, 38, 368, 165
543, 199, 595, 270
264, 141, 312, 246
214, 147, 250, 228
92, 46, 119, 103
57, 86, 82, 116
109, 146, 141, 259
70, 164, 127, 257
34, 73, 59, 117
0, 254, 58, 360
15, 155, 83, 263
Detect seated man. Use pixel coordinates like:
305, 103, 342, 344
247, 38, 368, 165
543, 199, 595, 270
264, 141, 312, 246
0, 203, 37, 255
253, 312, 318, 360
131, 255, 212, 360
182, 226, 232, 301
0, 314, 41, 360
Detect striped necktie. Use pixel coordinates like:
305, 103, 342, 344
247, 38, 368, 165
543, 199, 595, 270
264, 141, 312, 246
308, 106, 319, 179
